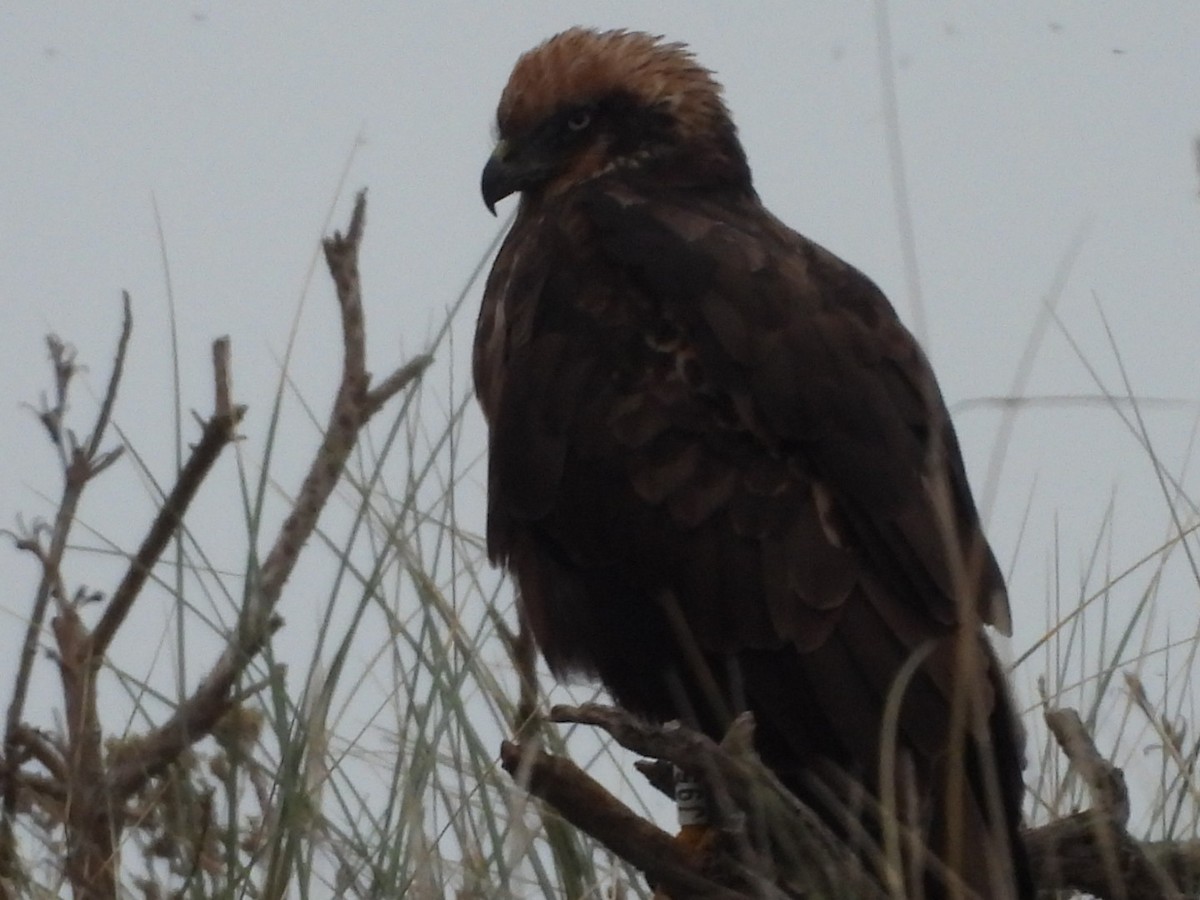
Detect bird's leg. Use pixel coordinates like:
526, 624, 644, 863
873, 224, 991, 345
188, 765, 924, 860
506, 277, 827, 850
650, 769, 718, 900
674, 768, 712, 851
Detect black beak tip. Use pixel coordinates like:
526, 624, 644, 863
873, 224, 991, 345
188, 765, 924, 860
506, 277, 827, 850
481, 149, 517, 216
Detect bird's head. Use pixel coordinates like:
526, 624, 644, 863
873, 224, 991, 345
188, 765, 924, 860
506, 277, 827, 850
482, 28, 750, 214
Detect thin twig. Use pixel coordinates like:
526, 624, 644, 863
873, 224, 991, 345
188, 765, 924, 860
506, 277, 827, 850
213, 335, 233, 419
2, 193, 428, 896
89, 391, 245, 659
364, 354, 434, 418
108, 190, 430, 799
8, 727, 66, 783
84, 293, 132, 460
3, 299, 132, 827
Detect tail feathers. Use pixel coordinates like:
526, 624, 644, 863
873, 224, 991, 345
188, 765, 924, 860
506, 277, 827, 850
739, 627, 1031, 899
791, 752, 1030, 900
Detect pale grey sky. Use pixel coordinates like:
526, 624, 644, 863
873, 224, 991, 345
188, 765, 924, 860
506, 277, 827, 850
3, 2, 1199, 842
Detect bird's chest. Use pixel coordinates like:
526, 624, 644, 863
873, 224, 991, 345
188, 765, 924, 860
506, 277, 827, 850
565, 297, 740, 460
484, 245, 759, 565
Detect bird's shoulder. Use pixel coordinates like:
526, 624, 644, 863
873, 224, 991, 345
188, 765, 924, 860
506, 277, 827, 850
568, 177, 942, 491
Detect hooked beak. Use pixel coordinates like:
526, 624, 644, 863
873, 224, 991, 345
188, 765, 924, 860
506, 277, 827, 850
481, 139, 545, 215
481, 141, 516, 215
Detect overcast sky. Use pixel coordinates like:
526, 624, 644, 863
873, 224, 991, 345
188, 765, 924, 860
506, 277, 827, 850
3, 3, 1199, 834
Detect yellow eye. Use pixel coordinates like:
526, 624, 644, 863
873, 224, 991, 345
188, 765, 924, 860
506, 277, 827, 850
566, 110, 592, 132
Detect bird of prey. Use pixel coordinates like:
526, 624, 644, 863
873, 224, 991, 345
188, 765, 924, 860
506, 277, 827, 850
475, 27, 1030, 900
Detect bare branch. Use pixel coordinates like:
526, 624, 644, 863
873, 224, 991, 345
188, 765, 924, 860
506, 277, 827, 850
107, 617, 280, 798
542, 704, 889, 899
500, 740, 751, 900
108, 191, 428, 799
2, 195, 427, 897
1027, 707, 1183, 899
212, 335, 233, 419
89, 385, 245, 659
26, 334, 80, 466
363, 353, 433, 418
1044, 707, 1129, 824
1024, 812, 1184, 900
13, 773, 68, 809
8, 727, 66, 783
2, 302, 133, 830
323, 188, 370, 394
84, 293, 132, 460
507, 703, 1195, 900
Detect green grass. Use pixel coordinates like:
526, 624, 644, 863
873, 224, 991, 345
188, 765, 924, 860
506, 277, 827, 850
3, 189, 1197, 898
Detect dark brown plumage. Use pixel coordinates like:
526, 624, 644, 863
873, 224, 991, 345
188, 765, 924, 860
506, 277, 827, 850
476, 28, 1030, 899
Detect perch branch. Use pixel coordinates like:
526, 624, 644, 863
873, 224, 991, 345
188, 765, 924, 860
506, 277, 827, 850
500, 740, 752, 900
526, 704, 891, 898
503, 702, 1196, 899
1026, 707, 1183, 900
552, 703, 891, 898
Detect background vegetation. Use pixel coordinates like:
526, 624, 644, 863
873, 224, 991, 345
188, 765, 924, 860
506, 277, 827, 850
0, 177, 1196, 897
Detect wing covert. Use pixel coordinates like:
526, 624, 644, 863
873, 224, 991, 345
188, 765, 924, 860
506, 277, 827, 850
580, 182, 1010, 634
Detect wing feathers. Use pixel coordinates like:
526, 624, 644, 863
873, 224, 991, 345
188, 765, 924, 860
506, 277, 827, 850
477, 173, 1028, 898
584, 183, 1010, 631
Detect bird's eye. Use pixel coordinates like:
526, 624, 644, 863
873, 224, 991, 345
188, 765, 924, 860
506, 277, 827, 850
565, 109, 592, 132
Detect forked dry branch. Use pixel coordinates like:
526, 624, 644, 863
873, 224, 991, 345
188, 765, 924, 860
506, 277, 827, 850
0, 192, 431, 899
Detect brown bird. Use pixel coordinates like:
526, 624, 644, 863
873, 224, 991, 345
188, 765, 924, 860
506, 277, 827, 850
476, 28, 1030, 900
